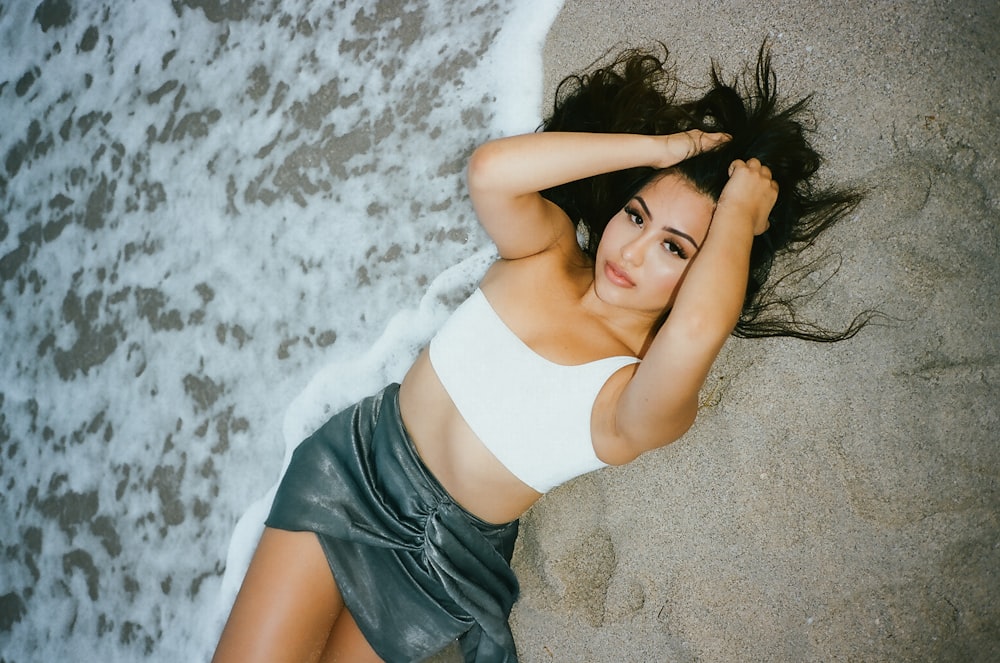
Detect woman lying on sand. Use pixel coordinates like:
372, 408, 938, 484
214, 44, 866, 662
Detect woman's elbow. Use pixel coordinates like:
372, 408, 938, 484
615, 403, 698, 461
466, 141, 504, 194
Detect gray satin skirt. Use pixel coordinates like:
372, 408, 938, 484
265, 383, 520, 662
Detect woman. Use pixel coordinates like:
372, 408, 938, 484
213, 45, 865, 662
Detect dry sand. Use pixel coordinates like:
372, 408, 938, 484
498, 2, 999, 661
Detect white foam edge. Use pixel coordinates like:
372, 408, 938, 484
215, 245, 497, 615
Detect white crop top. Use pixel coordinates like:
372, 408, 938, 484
428, 288, 639, 493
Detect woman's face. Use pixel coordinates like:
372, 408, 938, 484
594, 174, 715, 314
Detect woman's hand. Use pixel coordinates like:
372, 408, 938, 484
717, 158, 778, 236
654, 130, 731, 169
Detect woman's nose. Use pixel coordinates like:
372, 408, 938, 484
621, 237, 644, 266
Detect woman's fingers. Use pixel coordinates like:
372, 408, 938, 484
659, 130, 730, 167
721, 158, 778, 236
689, 130, 730, 158
729, 158, 773, 179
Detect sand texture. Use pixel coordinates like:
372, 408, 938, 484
505, 2, 999, 661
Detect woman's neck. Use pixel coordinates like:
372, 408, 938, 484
578, 281, 660, 358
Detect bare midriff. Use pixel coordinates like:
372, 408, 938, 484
398, 348, 543, 525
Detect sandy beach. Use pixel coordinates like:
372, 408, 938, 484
513, 2, 999, 660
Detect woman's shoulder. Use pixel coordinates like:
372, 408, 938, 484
483, 233, 592, 290
481, 245, 593, 322
479, 246, 635, 365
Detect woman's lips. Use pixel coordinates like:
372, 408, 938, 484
605, 261, 635, 287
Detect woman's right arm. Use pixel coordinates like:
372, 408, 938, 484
466, 131, 727, 259
599, 160, 778, 461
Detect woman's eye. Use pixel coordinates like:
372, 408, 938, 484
625, 207, 643, 227
663, 241, 688, 259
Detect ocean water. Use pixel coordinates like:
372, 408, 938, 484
0, 0, 562, 660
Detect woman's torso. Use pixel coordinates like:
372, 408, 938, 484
398, 250, 639, 524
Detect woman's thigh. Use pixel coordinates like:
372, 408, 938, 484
319, 607, 384, 663
213, 527, 343, 663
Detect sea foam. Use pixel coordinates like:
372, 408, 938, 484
0, 0, 562, 659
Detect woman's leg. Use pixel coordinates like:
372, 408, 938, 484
213, 527, 343, 663
318, 607, 385, 663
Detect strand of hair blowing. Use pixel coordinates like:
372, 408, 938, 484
541, 43, 873, 342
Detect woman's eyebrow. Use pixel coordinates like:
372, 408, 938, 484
665, 227, 701, 251
635, 195, 653, 219
634, 195, 702, 251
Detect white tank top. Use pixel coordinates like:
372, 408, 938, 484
429, 288, 639, 493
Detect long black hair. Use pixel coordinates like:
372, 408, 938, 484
541, 43, 871, 342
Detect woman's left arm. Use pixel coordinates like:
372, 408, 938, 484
606, 159, 779, 459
